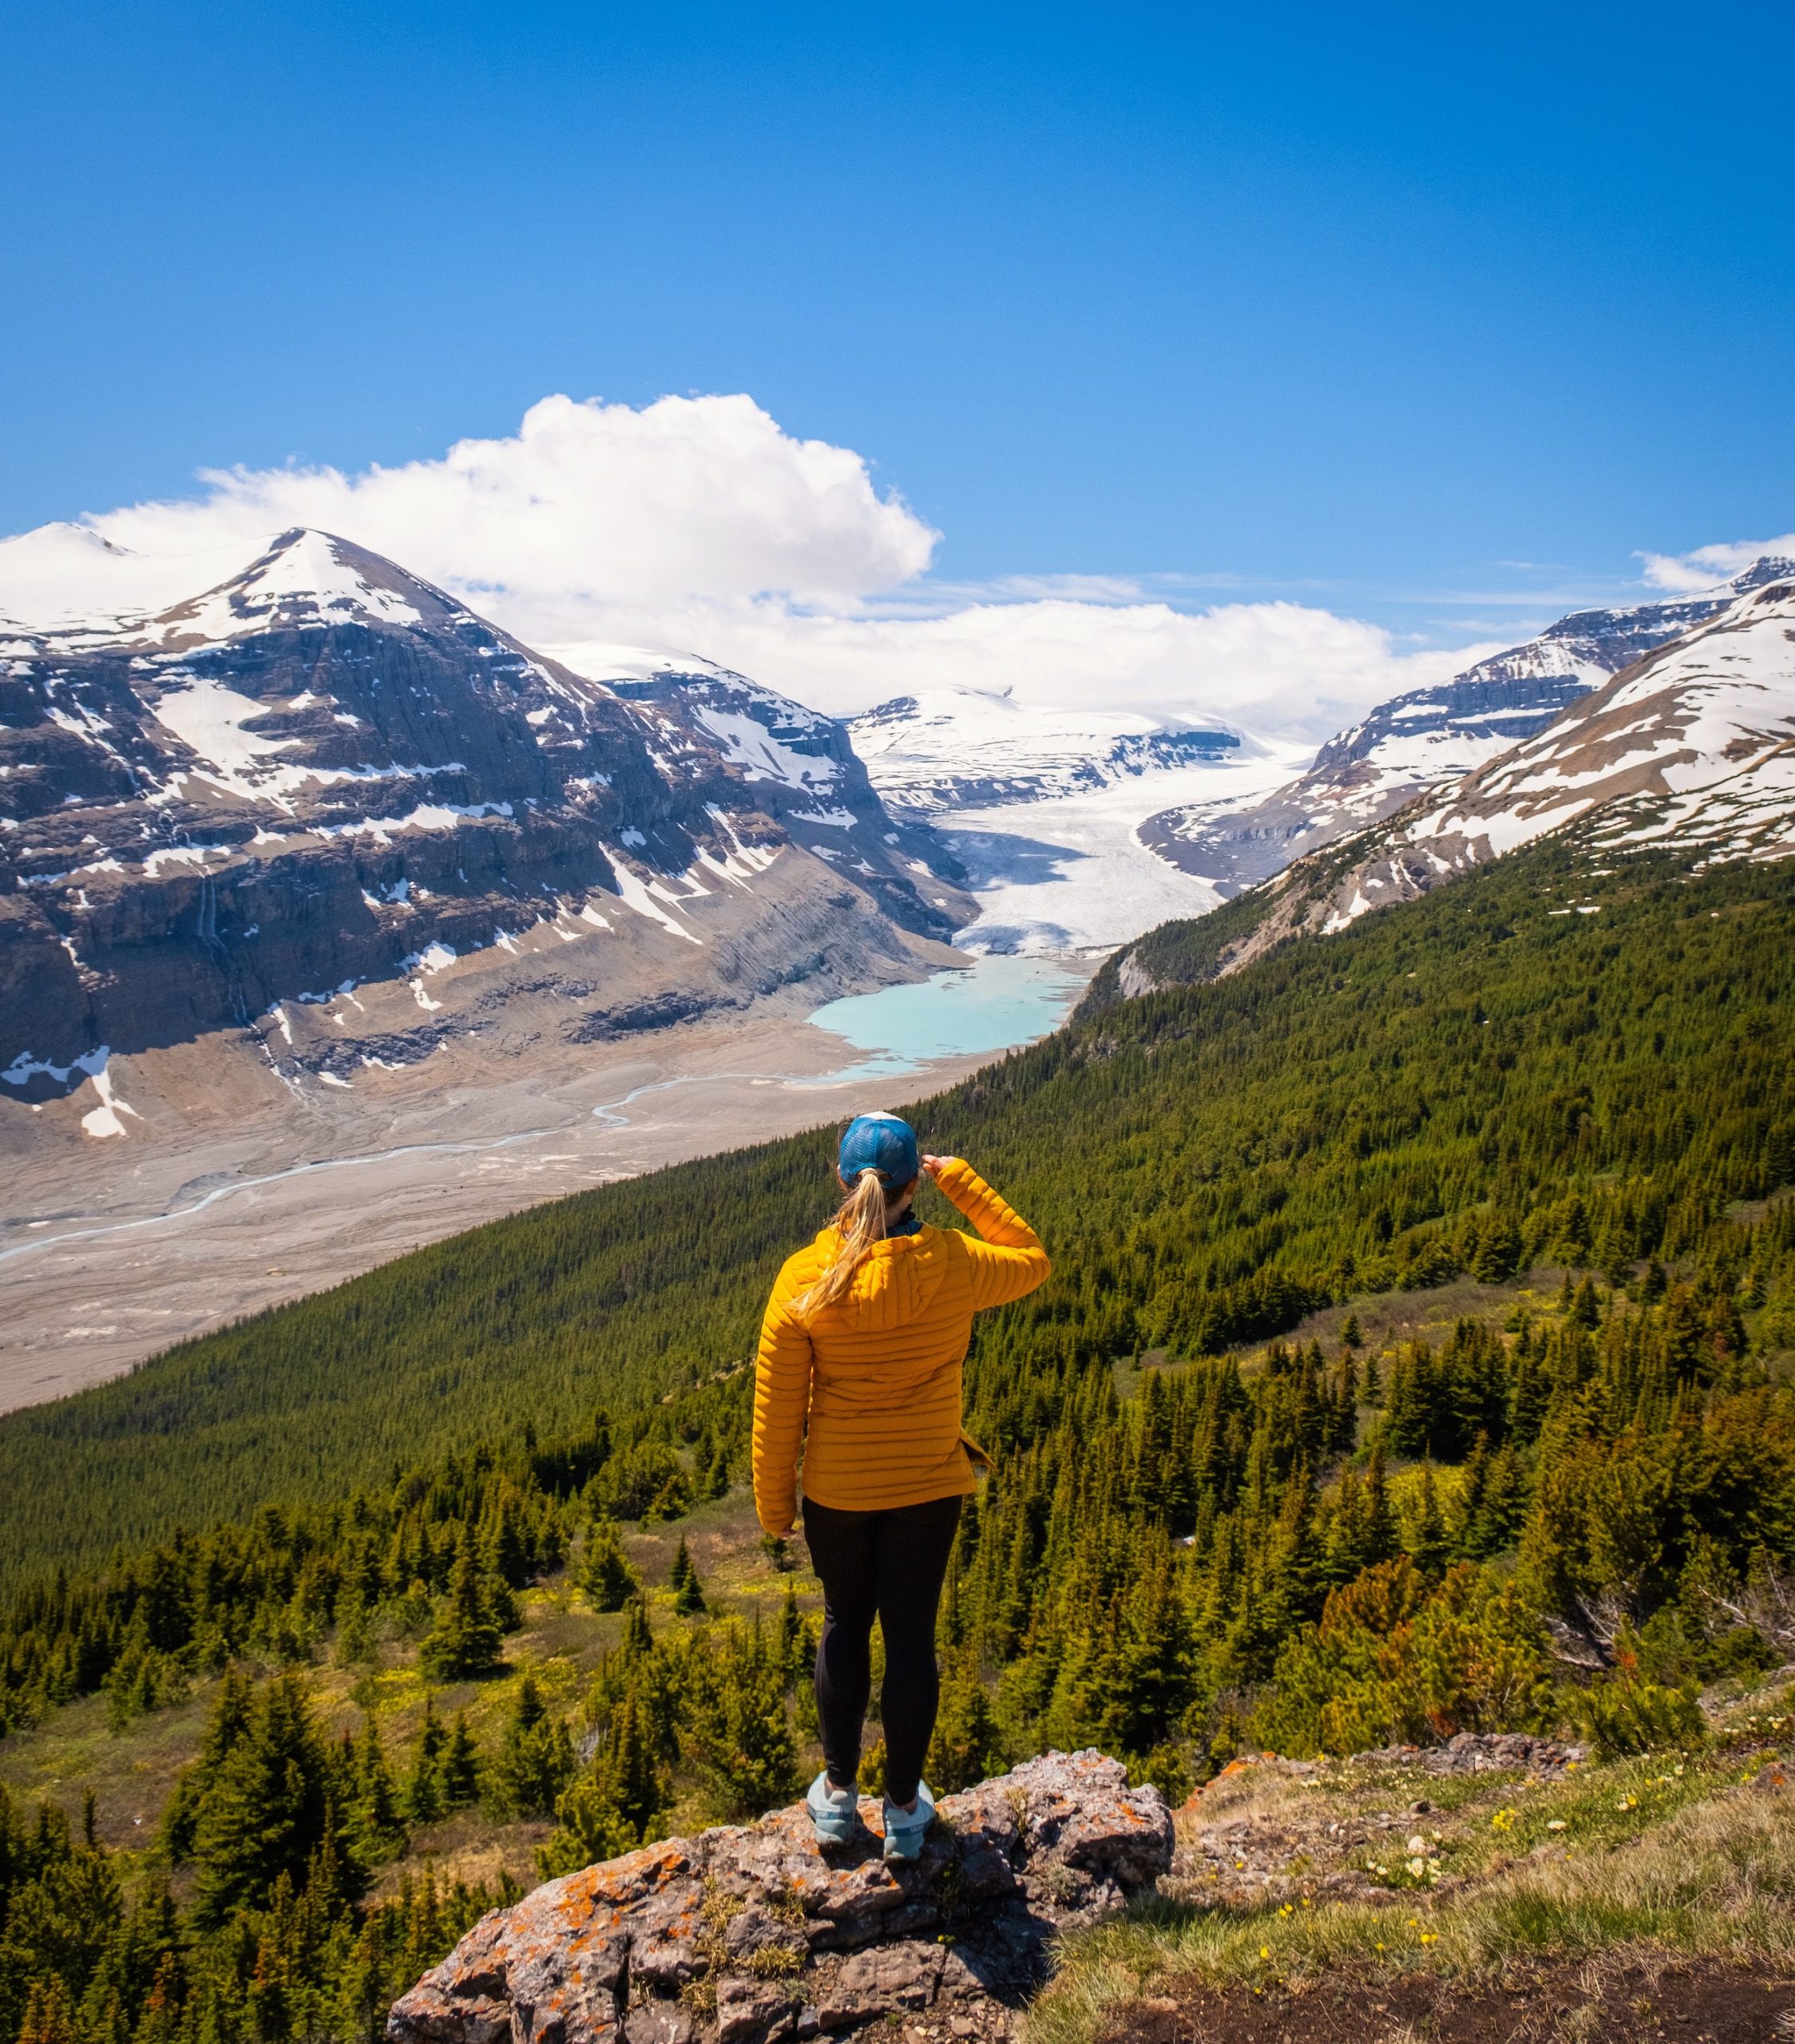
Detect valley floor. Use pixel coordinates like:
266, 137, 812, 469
0, 973, 1086, 1413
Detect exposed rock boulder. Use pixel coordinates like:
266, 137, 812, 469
1354, 1731, 1587, 1776
388, 1752, 1172, 2044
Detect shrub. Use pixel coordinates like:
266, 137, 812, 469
1253, 1559, 1552, 1756
592, 1444, 690, 1523
1572, 1674, 1707, 1759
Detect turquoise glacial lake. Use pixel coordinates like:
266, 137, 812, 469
805, 953, 1090, 1075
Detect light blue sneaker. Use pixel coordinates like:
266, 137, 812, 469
882, 1781, 936, 1862
806, 1769, 858, 1846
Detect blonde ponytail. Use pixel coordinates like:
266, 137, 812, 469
794, 1168, 900, 1318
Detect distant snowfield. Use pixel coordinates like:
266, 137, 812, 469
943, 748, 1310, 953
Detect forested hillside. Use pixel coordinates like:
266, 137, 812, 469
2, 837, 1795, 2044
2, 839, 1790, 1586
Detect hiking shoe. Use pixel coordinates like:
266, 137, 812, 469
806, 1770, 858, 1846
882, 1781, 936, 1861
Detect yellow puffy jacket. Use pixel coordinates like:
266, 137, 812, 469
751, 1160, 1050, 1535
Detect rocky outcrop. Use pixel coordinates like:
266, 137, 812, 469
387, 1752, 1172, 2044
1352, 1731, 1587, 1775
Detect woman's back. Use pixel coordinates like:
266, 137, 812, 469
751, 1159, 1048, 1531
751, 1125, 1048, 1859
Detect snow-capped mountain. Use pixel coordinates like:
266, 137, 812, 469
1102, 573, 1795, 998
0, 530, 968, 1104
846, 687, 1239, 812
1142, 557, 1795, 894
0, 520, 262, 632
1361, 572, 1795, 888
549, 646, 962, 932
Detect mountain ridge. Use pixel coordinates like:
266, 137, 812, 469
4, 824, 1790, 1586
847, 685, 1241, 814
0, 529, 969, 1107
1139, 556, 1795, 895
1096, 569, 1795, 1007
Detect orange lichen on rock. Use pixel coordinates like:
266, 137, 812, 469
387, 1752, 1173, 2044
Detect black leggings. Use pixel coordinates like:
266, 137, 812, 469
801, 1491, 962, 1807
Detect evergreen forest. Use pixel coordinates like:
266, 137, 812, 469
2, 837, 1793, 2043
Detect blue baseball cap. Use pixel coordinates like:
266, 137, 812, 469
838, 1111, 920, 1187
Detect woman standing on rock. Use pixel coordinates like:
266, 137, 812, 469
753, 1111, 1050, 1860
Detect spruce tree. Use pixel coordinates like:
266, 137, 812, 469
1363, 1441, 1399, 1565
160, 1665, 255, 1863
403, 1699, 447, 1823
418, 1533, 503, 1682
191, 1672, 338, 1926
15, 1979, 75, 2044
489, 1676, 575, 1820
694, 1432, 731, 1501
1407, 1464, 1451, 1582
535, 1776, 636, 1881
1471, 1214, 1522, 1284
581, 1519, 640, 1614
683, 1625, 796, 1820
775, 1581, 804, 1684
620, 1595, 654, 1662
669, 1537, 706, 1617
606, 1688, 662, 1837
929, 1649, 1008, 1792
439, 1711, 481, 1808
343, 1715, 406, 1867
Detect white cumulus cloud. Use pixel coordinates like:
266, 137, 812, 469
2, 392, 1500, 747
1638, 531, 1795, 593
640, 594, 1479, 743
88, 393, 939, 612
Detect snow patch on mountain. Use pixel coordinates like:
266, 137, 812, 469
848, 686, 1242, 812
1401, 575, 1795, 870
0, 523, 256, 632
687, 705, 839, 792
146, 672, 308, 798
1142, 557, 1795, 897
552, 647, 846, 795
151, 529, 432, 643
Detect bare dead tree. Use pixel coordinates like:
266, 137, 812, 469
1696, 1560, 1795, 1654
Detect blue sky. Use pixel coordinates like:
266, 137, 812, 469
3, 1, 1792, 647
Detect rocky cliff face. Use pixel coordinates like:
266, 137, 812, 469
387, 1752, 1172, 2044
589, 662, 966, 934
1140, 556, 1795, 896
0, 532, 968, 1099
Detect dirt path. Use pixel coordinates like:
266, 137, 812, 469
1113, 1962, 1795, 2043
